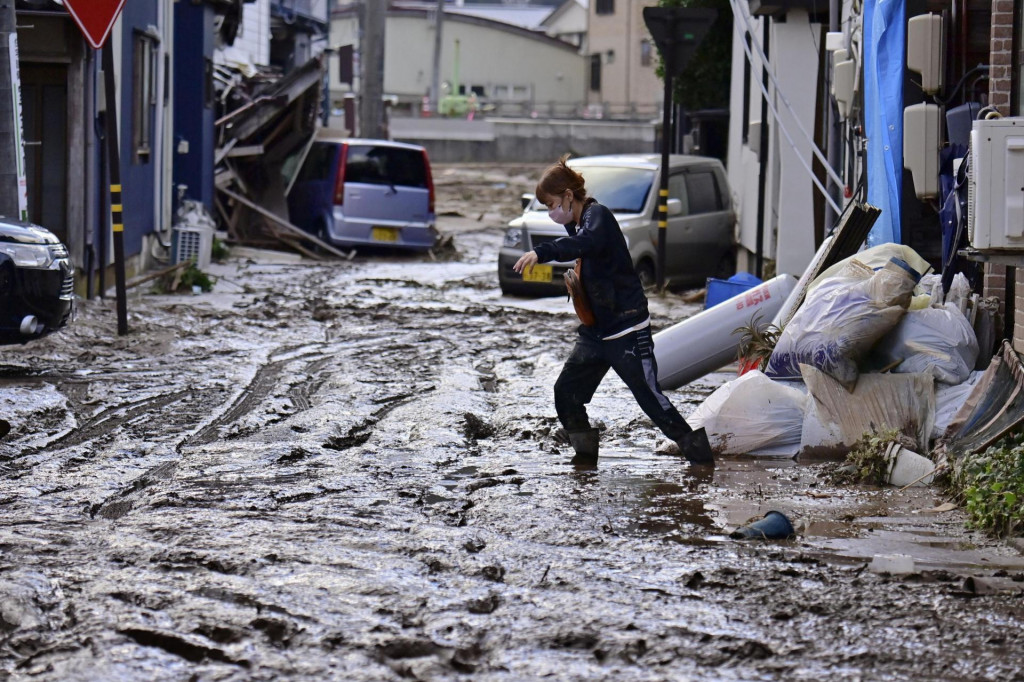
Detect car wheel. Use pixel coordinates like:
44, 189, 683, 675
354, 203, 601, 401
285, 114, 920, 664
635, 259, 656, 290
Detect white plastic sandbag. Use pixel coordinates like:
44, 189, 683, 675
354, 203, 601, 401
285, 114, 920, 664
869, 302, 979, 385
764, 258, 918, 389
688, 370, 808, 457
808, 242, 932, 293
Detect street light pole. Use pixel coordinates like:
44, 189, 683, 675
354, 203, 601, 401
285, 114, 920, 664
430, 0, 444, 116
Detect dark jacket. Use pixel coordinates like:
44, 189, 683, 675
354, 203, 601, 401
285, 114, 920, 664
533, 199, 649, 337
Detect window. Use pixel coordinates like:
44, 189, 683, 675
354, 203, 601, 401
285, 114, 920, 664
589, 54, 601, 91
579, 167, 654, 213
131, 32, 158, 163
640, 39, 652, 67
294, 142, 336, 184
345, 145, 428, 189
684, 170, 723, 215
595, 0, 614, 15
668, 173, 689, 214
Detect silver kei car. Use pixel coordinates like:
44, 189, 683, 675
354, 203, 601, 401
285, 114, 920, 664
286, 135, 438, 252
497, 154, 736, 296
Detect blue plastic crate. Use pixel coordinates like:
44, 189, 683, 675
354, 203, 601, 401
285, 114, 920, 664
704, 272, 762, 310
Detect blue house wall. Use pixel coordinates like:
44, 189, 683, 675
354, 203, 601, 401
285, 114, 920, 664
117, 0, 160, 257
173, 2, 216, 210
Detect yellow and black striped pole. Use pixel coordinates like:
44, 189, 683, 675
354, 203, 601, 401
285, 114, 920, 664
102, 43, 128, 335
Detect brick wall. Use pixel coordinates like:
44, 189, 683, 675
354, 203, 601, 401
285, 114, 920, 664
989, 0, 1015, 115
987, 1, 1023, 352
1016, 270, 1024, 355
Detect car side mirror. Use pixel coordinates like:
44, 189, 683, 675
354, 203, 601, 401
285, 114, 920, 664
666, 198, 683, 217
521, 193, 535, 211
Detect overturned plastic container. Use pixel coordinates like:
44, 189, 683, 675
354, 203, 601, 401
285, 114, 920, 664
705, 271, 763, 310
729, 510, 796, 540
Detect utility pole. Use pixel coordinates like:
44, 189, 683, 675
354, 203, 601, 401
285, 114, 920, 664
359, 0, 386, 139
430, 0, 444, 115
0, 1, 27, 220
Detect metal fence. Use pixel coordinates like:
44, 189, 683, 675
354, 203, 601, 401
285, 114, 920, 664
402, 96, 663, 122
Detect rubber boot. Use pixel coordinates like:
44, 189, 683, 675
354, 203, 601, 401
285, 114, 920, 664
567, 428, 600, 466
675, 427, 715, 467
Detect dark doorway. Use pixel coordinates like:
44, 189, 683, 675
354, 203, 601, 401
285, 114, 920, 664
21, 63, 68, 243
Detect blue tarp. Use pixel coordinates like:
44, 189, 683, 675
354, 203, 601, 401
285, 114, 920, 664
863, 0, 905, 247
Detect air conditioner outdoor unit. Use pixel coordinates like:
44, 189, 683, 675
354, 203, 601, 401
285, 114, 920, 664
967, 117, 1024, 251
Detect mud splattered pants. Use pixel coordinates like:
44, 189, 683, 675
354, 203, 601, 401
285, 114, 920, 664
553, 326, 693, 441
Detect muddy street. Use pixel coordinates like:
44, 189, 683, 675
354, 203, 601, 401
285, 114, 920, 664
1, 165, 1023, 681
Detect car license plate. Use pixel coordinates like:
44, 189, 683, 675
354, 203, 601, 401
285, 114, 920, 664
371, 226, 400, 242
522, 264, 553, 283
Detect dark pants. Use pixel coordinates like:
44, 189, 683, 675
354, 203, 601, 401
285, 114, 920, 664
553, 326, 693, 441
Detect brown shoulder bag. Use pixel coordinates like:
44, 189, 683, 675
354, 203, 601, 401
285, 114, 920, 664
564, 259, 596, 326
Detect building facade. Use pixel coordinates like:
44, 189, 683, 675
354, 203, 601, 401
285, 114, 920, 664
585, 0, 662, 119
328, 5, 586, 120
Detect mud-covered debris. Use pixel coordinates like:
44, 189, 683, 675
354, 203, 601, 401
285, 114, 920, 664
480, 564, 505, 582
451, 643, 485, 673
463, 412, 495, 441
251, 617, 296, 647
378, 637, 442, 660
466, 593, 502, 614
684, 571, 705, 589
118, 627, 244, 665
309, 300, 336, 322
276, 447, 311, 463
465, 477, 502, 493
463, 538, 487, 553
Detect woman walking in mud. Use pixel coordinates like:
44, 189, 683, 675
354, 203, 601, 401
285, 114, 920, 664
512, 154, 714, 468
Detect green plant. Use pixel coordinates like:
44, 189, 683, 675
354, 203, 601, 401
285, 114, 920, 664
211, 237, 229, 262
732, 311, 782, 371
832, 428, 905, 485
174, 263, 214, 293
948, 432, 1024, 537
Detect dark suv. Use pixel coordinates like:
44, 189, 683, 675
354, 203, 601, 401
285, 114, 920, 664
0, 218, 74, 344
287, 135, 438, 252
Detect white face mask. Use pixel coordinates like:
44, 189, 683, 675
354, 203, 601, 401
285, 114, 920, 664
548, 195, 573, 225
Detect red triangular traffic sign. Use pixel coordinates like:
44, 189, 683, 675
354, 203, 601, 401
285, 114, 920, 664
64, 0, 127, 50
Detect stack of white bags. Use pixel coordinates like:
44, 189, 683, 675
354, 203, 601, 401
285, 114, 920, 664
688, 243, 983, 469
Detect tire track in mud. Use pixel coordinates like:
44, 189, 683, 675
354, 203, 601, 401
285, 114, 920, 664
322, 386, 436, 451
184, 351, 325, 447
93, 349, 340, 518
31, 390, 194, 453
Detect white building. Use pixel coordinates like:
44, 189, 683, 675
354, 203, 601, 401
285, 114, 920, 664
329, 5, 586, 119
